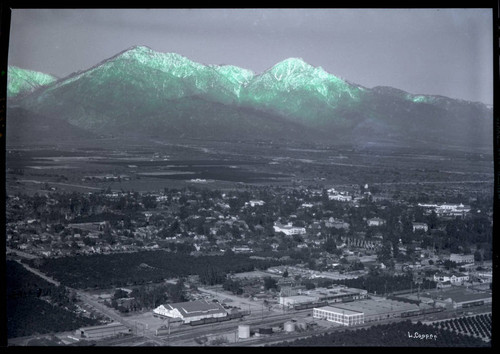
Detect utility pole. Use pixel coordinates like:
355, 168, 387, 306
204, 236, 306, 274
167, 318, 170, 345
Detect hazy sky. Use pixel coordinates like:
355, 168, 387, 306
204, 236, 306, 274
7, 8, 494, 104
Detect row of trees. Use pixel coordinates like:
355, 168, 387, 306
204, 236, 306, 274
433, 314, 491, 341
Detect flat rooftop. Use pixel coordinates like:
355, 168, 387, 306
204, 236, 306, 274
428, 287, 492, 303
78, 322, 129, 333
303, 286, 366, 297
315, 306, 363, 316
318, 298, 421, 317
443, 289, 491, 303
284, 295, 318, 302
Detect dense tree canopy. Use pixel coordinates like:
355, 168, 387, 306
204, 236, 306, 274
28, 250, 290, 289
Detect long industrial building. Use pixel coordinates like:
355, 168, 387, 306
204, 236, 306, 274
432, 287, 492, 309
279, 286, 368, 307
75, 322, 131, 339
313, 297, 431, 326
153, 300, 228, 324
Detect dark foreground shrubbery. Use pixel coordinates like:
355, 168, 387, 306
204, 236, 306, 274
6, 260, 99, 338
271, 320, 489, 347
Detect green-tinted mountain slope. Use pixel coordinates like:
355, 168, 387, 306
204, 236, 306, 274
7, 66, 57, 98
11, 46, 493, 148
240, 58, 366, 127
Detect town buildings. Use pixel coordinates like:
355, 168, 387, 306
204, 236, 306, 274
327, 188, 352, 202
433, 273, 470, 286
417, 203, 471, 218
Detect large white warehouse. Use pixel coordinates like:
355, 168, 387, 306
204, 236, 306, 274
153, 300, 227, 324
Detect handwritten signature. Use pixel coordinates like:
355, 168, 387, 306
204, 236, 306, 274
408, 332, 437, 340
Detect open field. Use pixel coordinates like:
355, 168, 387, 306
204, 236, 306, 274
6, 137, 494, 197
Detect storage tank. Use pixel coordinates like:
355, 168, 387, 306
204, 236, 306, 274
284, 321, 295, 333
238, 325, 250, 339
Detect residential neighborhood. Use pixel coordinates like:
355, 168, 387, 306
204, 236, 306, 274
6, 182, 493, 281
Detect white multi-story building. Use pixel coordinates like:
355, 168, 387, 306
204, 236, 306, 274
313, 306, 364, 326
273, 222, 306, 236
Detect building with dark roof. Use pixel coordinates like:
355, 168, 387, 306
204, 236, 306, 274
446, 289, 491, 309
75, 322, 131, 339
279, 286, 368, 307
153, 300, 228, 323
433, 287, 491, 309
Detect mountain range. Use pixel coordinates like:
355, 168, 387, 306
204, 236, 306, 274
6, 45, 493, 149
7, 66, 57, 98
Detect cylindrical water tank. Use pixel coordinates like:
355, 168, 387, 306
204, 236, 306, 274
284, 321, 295, 332
238, 325, 250, 339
